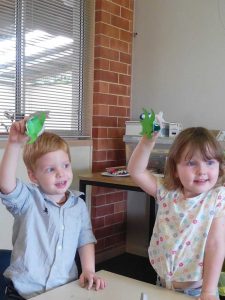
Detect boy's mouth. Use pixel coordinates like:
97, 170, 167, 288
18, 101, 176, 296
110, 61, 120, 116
55, 181, 67, 188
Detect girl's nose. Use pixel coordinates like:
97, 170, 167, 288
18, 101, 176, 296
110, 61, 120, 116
197, 163, 206, 175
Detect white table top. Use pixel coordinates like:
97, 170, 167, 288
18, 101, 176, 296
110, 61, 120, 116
31, 270, 192, 299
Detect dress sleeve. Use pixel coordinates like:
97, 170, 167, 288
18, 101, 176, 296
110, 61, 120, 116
213, 186, 225, 218
155, 177, 168, 204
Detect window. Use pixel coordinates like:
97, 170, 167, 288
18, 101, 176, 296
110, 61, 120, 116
0, 0, 93, 138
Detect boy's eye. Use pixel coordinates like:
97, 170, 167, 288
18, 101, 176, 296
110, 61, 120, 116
46, 167, 54, 173
63, 163, 70, 168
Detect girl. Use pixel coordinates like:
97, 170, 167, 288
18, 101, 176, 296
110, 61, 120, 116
127, 127, 225, 300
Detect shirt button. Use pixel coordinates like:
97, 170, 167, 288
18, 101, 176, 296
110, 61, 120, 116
58, 245, 62, 250
61, 225, 64, 230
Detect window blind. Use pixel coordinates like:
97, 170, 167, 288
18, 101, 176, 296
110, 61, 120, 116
0, 0, 92, 138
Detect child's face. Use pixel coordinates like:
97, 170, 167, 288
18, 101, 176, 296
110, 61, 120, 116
28, 149, 73, 203
176, 148, 219, 198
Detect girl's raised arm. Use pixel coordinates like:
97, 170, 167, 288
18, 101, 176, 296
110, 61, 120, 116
127, 135, 158, 198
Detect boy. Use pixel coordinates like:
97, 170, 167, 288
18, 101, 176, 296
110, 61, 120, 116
0, 118, 106, 299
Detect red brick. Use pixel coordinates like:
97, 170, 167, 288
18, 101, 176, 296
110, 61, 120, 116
120, 29, 132, 42
118, 116, 130, 127
92, 161, 110, 172
92, 194, 106, 206
128, 64, 131, 75
105, 212, 126, 225
93, 93, 117, 105
104, 232, 126, 248
94, 58, 110, 70
92, 186, 117, 196
92, 127, 108, 138
110, 38, 129, 53
93, 138, 124, 151
110, 61, 127, 74
114, 200, 127, 213
94, 70, 118, 83
95, 238, 105, 252
96, 0, 120, 16
95, 23, 120, 39
107, 149, 126, 161
95, 223, 126, 239
121, 7, 133, 20
95, 46, 119, 61
92, 150, 107, 161
109, 83, 128, 96
118, 96, 130, 106
92, 204, 114, 217
107, 127, 125, 138
111, 15, 130, 31
95, 35, 110, 47
93, 116, 117, 127
111, 0, 130, 9
120, 52, 131, 64
95, 10, 111, 23
105, 191, 126, 203
91, 217, 105, 228
93, 104, 109, 116
128, 41, 133, 54
109, 105, 127, 117
94, 82, 109, 93
119, 74, 131, 85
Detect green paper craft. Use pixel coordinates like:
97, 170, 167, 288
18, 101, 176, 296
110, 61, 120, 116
139, 108, 160, 139
26, 111, 49, 144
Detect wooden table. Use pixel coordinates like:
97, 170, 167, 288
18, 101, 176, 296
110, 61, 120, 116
78, 172, 143, 193
31, 270, 192, 299
78, 172, 156, 240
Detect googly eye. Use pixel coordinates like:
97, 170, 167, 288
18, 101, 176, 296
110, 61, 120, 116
140, 112, 151, 120
140, 113, 145, 120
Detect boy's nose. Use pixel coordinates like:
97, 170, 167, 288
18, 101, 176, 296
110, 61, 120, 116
56, 169, 64, 177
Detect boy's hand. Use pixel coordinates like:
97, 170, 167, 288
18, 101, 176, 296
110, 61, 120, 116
8, 118, 28, 144
79, 270, 106, 291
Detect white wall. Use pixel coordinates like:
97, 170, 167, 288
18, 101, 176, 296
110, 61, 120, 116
131, 0, 225, 129
126, 0, 225, 257
0, 143, 92, 249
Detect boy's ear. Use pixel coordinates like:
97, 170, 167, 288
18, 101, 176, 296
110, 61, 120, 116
27, 169, 38, 184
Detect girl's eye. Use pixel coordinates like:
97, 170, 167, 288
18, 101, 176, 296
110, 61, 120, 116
186, 160, 196, 166
206, 160, 215, 166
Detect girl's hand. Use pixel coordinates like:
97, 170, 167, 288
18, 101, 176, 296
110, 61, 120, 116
79, 270, 106, 291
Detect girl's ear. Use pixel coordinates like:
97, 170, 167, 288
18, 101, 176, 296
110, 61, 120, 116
27, 169, 38, 184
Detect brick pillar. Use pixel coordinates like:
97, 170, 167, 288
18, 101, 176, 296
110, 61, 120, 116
92, 0, 134, 257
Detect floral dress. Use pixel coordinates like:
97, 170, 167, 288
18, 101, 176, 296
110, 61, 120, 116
148, 180, 225, 288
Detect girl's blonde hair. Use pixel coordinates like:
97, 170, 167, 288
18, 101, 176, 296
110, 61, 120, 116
23, 132, 71, 172
164, 127, 225, 190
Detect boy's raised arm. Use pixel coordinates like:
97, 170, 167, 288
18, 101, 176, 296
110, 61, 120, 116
0, 119, 28, 194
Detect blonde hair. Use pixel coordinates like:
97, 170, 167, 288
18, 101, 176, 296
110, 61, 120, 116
164, 127, 225, 190
23, 132, 71, 172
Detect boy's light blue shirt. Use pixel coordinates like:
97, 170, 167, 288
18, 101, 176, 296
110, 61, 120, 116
0, 179, 96, 299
